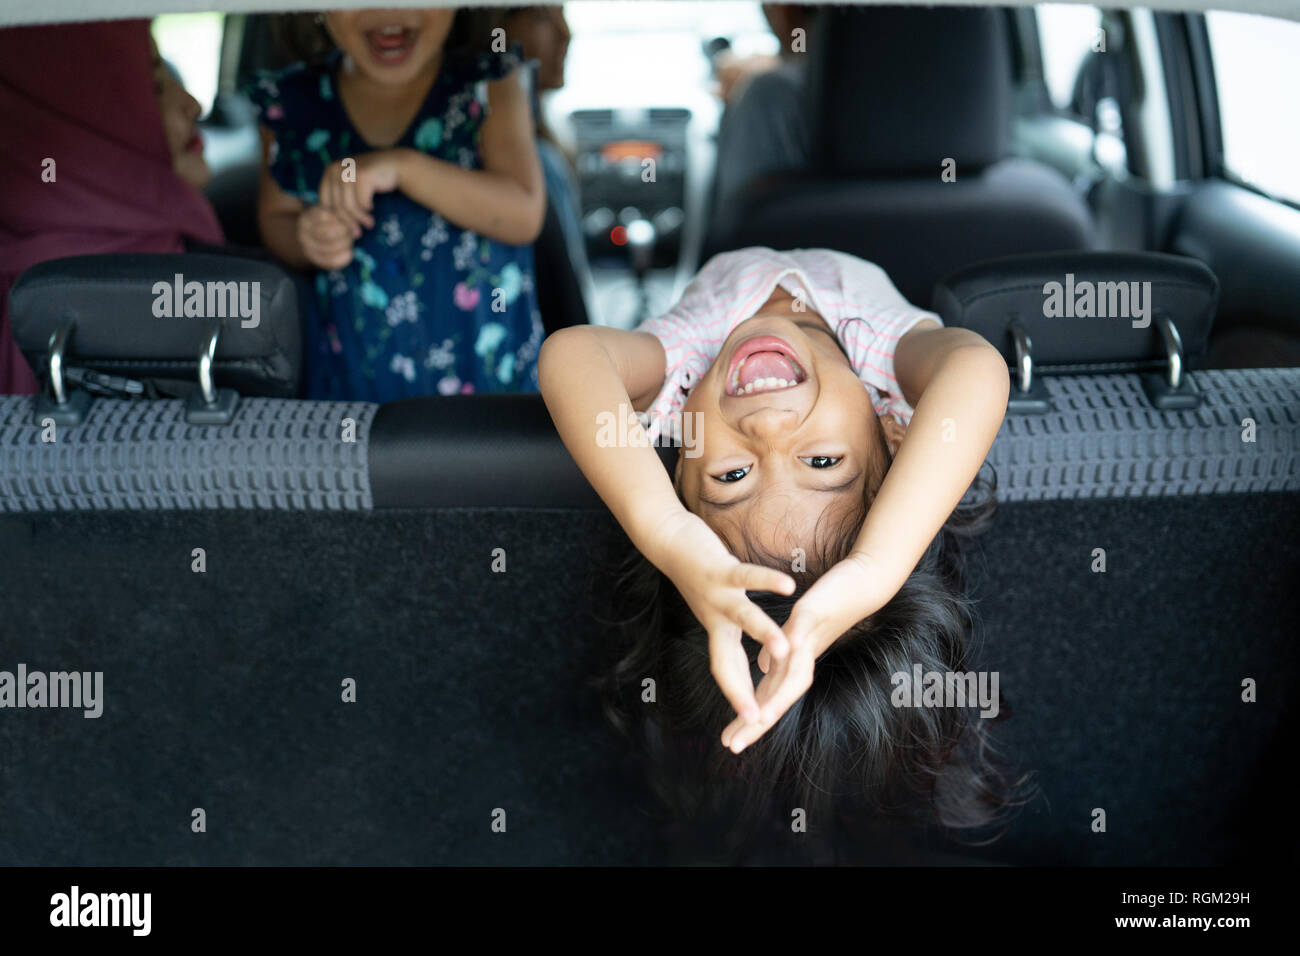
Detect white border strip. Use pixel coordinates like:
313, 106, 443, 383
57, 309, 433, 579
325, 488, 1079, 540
0, 0, 1297, 29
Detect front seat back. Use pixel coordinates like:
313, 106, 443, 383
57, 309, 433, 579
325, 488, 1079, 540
713, 6, 1094, 306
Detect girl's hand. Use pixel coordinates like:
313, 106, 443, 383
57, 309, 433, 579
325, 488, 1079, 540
297, 206, 355, 271
766, 551, 888, 667
724, 551, 894, 753
651, 510, 796, 724
317, 151, 406, 238
721, 635, 816, 754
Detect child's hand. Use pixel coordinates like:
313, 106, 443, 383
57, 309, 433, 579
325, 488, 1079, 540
721, 637, 816, 754
652, 510, 796, 724
769, 551, 887, 665
724, 552, 894, 753
297, 206, 355, 271
318, 151, 406, 238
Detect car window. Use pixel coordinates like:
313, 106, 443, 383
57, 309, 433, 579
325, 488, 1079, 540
152, 12, 226, 118
1205, 10, 1300, 205
1035, 2, 1104, 113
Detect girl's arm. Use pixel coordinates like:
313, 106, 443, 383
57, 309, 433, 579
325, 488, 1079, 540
539, 326, 796, 723
256, 127, 311, 269
799, 325, 1008, 632
851, 325, 1009, 598
538, 325, 679, 556
397, 69, 545, 244
319, 71, 546, 246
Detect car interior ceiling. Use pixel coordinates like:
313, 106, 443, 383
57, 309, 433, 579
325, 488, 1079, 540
0, 2, 1297, 869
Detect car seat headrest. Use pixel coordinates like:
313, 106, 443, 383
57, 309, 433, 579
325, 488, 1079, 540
10, 252, 301, 400
807, 5, 1012, 177
934, 251, 1219, 410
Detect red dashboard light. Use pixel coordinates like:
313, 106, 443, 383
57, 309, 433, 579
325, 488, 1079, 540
610, 225, 628, 246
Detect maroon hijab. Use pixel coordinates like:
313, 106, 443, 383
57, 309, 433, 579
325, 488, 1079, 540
0, 19, 224, 394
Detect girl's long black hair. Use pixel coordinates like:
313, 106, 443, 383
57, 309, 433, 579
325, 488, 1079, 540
592, 445, 1034, 864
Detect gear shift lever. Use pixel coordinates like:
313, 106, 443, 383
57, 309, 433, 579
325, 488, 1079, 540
626, 218, 655, 279
625, 218, 656, 323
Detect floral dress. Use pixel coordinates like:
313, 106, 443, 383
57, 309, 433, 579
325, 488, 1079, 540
246, 48, 544, 401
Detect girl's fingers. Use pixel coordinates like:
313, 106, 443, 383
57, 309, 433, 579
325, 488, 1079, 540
781, 603, 823, 652
708, 627, 760, 724
732, 563, 795, 596
321, 237, 353, 267
721, 650, 788, 751
757, 647, 771, 674
722, 698, 772, 752
311, 223, 348, 251
725, 653, 816, 754
322, 226, 353, 252
315, 211, 348, 241
347, 177, 374, 230
357, 176, 377, 221
735, 601, 789, 660
322, 178, 362, 238
346, 180, 374, 231
754, 651, 814, 726
721, 713, 745, 750
319, 178, 336, 216
336, 185, 362, 236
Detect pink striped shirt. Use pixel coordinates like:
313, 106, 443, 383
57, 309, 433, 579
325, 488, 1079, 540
635, 247, 942, 442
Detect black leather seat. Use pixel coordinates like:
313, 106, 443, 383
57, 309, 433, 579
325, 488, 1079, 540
710, 5, 1094, 307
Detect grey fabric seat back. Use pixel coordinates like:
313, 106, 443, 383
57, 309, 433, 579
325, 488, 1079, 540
712, 6, 1094, 306
0, 366, 1296, 865
3, 369, 1296, 513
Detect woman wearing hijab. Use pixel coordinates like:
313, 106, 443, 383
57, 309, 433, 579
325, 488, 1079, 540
0, 19, 225, 394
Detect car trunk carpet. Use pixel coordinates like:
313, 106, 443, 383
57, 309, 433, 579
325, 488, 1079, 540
0, 495, 1295, 865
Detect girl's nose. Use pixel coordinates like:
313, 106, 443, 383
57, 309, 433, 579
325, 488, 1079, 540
737, 406, 798, 442
185, 90, 201, 121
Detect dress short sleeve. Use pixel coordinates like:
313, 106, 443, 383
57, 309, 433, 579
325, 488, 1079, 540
242, 63, 324, 201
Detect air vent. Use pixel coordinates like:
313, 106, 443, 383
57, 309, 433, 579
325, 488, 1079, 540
570, 109, 615, 128
648, 108, 691, 124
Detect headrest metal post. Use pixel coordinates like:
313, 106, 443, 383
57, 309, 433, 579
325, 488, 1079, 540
1010, 318, 1033, 394
48, 317, 72, 406
198, 318, 219, 407
1140, 310, 1200, 410
1156, 311, 1184, 390
31, 314, 93, 426
184, 317, 239, 425
1004, 317, 1051, 415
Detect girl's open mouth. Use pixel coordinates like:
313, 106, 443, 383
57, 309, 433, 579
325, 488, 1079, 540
185, 131, 204, 153
364, 25, 419, 66
725, 335, 807, 396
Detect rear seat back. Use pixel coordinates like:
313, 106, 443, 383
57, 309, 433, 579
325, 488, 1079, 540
0, 252, 1296, 865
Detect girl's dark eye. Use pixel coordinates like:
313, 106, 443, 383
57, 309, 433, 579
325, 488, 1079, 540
801, 456, 841, 469
716, 465, 751, 483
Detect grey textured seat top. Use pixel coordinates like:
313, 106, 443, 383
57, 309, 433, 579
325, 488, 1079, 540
0, 368, 1296, 512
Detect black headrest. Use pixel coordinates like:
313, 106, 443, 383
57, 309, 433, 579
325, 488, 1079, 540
10, 253, 301, 398
807, 6, 1011, 176
933, 251, 1219, 368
